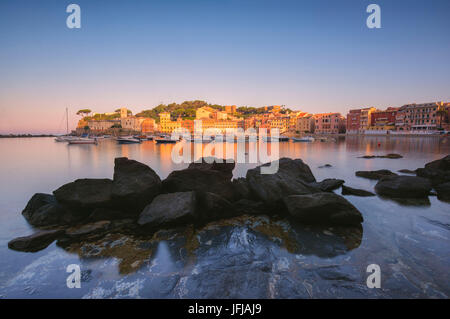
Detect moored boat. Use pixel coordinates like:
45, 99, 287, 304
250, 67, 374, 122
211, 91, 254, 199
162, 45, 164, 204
68, 137, 98, 145
116, 136, 142, 144
291, 136, 315, 142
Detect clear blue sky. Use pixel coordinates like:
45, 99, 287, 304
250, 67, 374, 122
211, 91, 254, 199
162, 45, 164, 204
0, 0, 449, 133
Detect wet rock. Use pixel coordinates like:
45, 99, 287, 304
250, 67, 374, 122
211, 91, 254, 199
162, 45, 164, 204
435, 182, 450, 202
196, 192, 236, 222
231, 177, 251, 200
424, 155, 450, 171
8, 229, 64, 252
318, 164, 332, 168
375, 176, 432, 198
22, 193, 82, 227
341, 185, 375, 197
398, 169, 416, 174
358, 153, 403, 159
310, 178, 345, 192
232, 199, 272, 216
188, 157, 235, 180
283, 193, 363, 226
355, 169, 398, 180
246, 158, 318, 203
64, 220, 112, 240
53, 179, 114, 210
112, 157, 162, 213
162, 168, 235, 201
138, 192, 197, 229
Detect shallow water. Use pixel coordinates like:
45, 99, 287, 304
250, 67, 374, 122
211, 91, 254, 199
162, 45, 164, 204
0, 136, 449, 298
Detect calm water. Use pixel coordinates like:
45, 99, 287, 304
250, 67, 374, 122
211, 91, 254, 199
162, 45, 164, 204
0, 136, 449, 298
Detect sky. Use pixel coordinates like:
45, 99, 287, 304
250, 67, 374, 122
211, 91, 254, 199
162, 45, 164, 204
0, 0, 449, 134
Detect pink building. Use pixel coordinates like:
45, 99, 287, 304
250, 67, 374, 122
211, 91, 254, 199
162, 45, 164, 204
314, 113, 346, 134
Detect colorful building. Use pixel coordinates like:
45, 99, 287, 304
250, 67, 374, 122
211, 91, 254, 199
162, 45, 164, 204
314, 113, 345, 134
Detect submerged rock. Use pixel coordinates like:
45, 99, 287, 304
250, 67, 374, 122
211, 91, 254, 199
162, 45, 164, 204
22, 193, 82, 227
318, 164, 332, 168
310, 178, 345, 192
8, 229, 64, 252
341, 185, 375, 197
283, 193, 363, 226
138, 192, 197, 229
355, 169, 398, 180
112, 157, 162, 213
358, 153, 403, 159
246, 158, 318, 203
398, 169, 416, 175
53, 178, 114, 210
375, 176, 432, 198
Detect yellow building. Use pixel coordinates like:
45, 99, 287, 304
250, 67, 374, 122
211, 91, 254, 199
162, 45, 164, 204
196, 106, 216, 119
296, 114, 315, 133
159, 112, 181, 133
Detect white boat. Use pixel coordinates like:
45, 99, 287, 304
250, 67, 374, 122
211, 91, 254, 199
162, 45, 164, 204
55, 135, 77, 142
292, 136, 315, 142
68, 137, 98, 145
155, 135, 178, 144
116, 136, 142, 144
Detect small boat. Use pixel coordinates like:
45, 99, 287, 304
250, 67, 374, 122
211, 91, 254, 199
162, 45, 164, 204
55, 135, 77, 142
279, 136, 290, 142
117, 136, 142, 144
68, 137, 98, 145
155, 136, 177, 144
292, 136, 315, 142
133, 135, 151, 141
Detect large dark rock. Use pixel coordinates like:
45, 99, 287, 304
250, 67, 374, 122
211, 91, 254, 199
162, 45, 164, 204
22, 193, 83, 227
424, 155, 450, 171
162, 168, 235, 201
375, 176, 432, 198
64, 221, 111, 240
196, 191, 236, 222
188, 157, 235, 180
310, 178, 345, 192
435, 182, 450, 202
416, 155, 450, 186
53, 179, 114, 210
283, 193, 363, 226
231, 177, 251, 200
232, 199, 272, 216
246, 158, 318, 203
89, 208, 130, 222
355, 169, 398, 180
8, 229, 64, 252
341, 185, 375, 197
358, 153, 403, 159
112, 157, 162, 213
138, 192, 197, 229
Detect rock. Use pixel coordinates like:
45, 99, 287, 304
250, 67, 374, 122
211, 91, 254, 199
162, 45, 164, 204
283, 193, 363, 226
310, 178, 345, 192
89, 207, 130, 221
424, 155, 450, 171
435, 182, 450, 202
22, 193, 83, 226
138, 192, 197, 229
53, 179, 114, 210
318, 164, 332, 168
232, 199, 272, 216
231, 177, 251, 200
341, 185, 375, 197
375, 176, 432, 198
196, 191, 236, 222
64, 220, 111, 240
398, 169, 416, 174
416, 155, 450, 186
188, 157, 235, 180
162, 168, 236, 201
8, 229, 64, 252
246, 158, 318, 203
355, 169, 398, 180
358, 153, 403, 159
112, 157, 162, 213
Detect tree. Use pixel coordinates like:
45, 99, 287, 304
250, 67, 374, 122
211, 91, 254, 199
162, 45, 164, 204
77, 109, 92, 117
436, 104, 447, 130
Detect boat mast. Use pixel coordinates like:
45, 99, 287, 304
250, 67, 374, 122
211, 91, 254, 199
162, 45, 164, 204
66, 107, 69, 135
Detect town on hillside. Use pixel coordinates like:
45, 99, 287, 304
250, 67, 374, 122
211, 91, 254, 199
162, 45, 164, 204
75, 101, 450, 136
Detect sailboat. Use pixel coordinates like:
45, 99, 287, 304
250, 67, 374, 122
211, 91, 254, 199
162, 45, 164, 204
55, 108, 77, 142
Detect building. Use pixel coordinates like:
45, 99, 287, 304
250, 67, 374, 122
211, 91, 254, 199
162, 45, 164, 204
268, 115, 289, 133
295, 114, 315, 133
225, 105, 237, 114
141, 118, 156, 133
196, 106, 216, 119
120, 116, 144, 132
87, 119, 120, 132
314, 113, 345, 134
346, 107, 377, 134
367, 107, 398, 131
395, 102, 446, 132
159, 112, 181, 133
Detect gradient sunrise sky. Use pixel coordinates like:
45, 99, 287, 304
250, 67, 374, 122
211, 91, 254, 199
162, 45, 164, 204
0, 0, 449, 134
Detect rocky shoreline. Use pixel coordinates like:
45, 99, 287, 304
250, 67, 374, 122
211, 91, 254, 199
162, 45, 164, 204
8, 155, 450, 253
